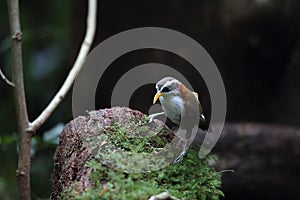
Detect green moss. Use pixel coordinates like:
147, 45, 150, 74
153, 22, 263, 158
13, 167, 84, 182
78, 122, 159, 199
105, 116, 167, 153
59, 115, 223, 200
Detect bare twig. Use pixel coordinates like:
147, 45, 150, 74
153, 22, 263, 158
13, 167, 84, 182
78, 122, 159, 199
217, 169, 234, 174
29, 0, 97, 131
7, 0, 31, 199
0, 66, 15, 87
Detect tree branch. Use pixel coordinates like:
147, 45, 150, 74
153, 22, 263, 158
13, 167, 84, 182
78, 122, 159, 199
0, 66, 15, 87
29, 0, 97, 132
7, 0, 31, 199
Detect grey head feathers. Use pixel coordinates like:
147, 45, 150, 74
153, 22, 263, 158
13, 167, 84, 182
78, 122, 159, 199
156, 77, 180, 93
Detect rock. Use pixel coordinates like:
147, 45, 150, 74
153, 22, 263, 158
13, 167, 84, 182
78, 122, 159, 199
50, 107, 223, 200
50, 107, 175, 199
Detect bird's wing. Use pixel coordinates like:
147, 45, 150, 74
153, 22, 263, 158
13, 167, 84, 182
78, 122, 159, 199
193, 92, 205, 123
192, 92, 198, 99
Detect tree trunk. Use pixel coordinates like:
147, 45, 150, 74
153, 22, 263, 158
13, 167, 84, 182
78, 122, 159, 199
212, 123, 300, 200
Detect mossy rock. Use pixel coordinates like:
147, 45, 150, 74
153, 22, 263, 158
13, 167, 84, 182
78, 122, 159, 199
51, 107, 223, 200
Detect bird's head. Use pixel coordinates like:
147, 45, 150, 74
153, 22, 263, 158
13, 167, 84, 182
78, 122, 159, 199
152, 77, 206, 128
153, 77, 182, 104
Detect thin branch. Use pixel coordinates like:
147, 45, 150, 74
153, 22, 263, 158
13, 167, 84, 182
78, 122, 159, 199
7, 0, 31, 199
0, 66, 15, 87
29, 0, 97, 132
217, 169, 235, 174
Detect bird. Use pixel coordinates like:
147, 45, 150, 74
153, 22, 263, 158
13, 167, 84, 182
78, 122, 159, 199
150, 77, 206, 163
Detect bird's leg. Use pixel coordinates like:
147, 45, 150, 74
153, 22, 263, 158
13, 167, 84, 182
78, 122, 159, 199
173, 126, 195, 163
173, 139, 187, 163
148, 112, 165, 123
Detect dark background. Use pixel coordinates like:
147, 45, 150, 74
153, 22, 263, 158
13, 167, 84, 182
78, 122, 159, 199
1, 0, 300, 199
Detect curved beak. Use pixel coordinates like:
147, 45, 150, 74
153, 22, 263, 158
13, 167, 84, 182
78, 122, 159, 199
153, 92, 164, 104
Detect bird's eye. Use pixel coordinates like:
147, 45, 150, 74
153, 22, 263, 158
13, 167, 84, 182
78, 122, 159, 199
161, 87, 171, 93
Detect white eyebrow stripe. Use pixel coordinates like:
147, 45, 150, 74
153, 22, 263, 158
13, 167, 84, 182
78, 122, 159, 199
156, 78, 180, 92
155, 84, 159, 91
163, 79, 178, 88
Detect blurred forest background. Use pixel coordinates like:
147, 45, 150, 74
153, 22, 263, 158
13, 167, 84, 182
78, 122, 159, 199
1, 0, 300, 199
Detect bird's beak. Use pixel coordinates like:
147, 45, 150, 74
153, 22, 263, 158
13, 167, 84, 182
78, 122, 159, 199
153, 92, 164, 104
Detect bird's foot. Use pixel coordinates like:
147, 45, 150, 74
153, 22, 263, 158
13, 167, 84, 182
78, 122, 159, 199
173, 150, 186, 163
148, 115, 155, 123
148, 112, 165, 123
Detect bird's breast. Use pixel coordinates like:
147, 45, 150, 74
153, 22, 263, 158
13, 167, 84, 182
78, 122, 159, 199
160, 95, 183, 125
